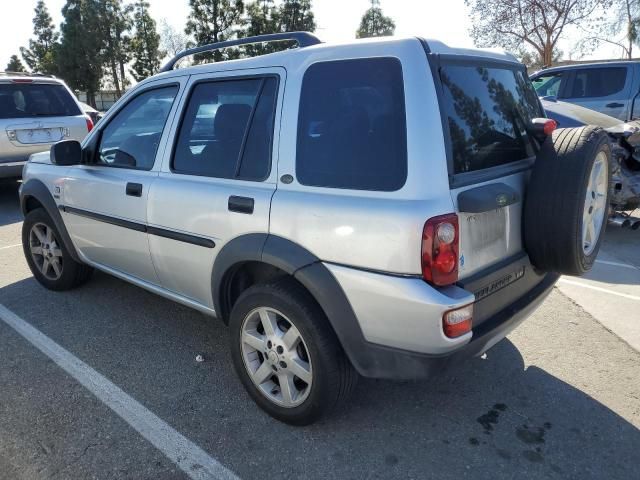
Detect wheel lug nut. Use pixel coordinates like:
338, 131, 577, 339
276, 346, 284, 354
279, 361, 287, 369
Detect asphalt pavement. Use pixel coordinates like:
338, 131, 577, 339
1, 179, 639, 480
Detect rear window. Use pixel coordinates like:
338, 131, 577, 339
569, 67, 627, 98
296, 57, 407, 191
440, 64, 542, 175
0, 83, 81, 119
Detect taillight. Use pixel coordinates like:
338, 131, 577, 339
443, 303, 473, 338
531, 117, 557, 138
422, 213, 459, 286
85, 115, 94, 133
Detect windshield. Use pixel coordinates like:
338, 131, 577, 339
0, 83, 82, 119
531, 73, 563, 97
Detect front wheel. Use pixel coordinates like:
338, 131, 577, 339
22, 208, 93, 291
229, 279, 357, 425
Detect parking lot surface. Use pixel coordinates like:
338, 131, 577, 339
1, 179, 639, 479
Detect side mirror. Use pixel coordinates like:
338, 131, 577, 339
51, 140, 82, 166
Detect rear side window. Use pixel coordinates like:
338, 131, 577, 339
172, 77, 277, 181
440, 64, 542, 175
0, 83, 81, 119
296, 58, 407, 191
569, 67, 627, 98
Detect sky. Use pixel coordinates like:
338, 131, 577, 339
0, 0, 622, 70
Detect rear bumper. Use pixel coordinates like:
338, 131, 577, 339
0, 161, 26, 178
326, 258, 558, 380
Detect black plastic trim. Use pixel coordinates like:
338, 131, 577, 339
60, 205, 215, 248
457, 182, 520, 213
160, 32, 322, 71
19, 179, 82, 263
228, 195, 254, 214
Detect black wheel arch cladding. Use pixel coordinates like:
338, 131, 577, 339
19, 179, 82, 264
211, 234, 381, 376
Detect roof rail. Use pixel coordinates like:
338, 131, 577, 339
160, 31, 322, 72
0, 71, 56, 78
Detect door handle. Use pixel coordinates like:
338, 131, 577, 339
126, 182, 143, 197
228, 195, 254, 214
606, 102, 624, 108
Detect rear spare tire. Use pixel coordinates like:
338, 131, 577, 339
524, 126, 611, 276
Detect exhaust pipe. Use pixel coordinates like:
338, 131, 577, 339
609, 216, 632, 228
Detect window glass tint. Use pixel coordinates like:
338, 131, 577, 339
440, 65, 541, 175
531, 73, 563, 97
172, 77, 277, 180
569, 67, 627, 98
98, 86, 177, 170
296, 58, 407, 191
0, 83, 81, 119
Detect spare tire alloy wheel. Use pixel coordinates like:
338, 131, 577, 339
29, 222, 63, 280
240, 307, 313, 408
582, 151, 608, 256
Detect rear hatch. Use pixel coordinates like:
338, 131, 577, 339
434, 58, 549, 324
0, 80, 88, 162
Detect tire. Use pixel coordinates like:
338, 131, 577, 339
22, 208, 93, 291
524, 126, 611, 276
229, 279, 357, 425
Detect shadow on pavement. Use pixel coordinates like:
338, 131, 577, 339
0, 180, 22, 228
0, 273, 638, 480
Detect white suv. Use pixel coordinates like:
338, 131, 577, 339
0, 73, 91, 179
19, 33, 611, 425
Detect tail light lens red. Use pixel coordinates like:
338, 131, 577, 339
85, 116, 94, 133
443, 304, 473, 338
422, 213, 459, 286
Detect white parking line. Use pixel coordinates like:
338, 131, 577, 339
0, 304, 240, 480
558, 278, 640, 302
595, 259, 639, 270
0, 243, 21, 251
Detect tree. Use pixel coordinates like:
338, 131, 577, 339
241, 0, 279, 56
57, 0, 104, 107
20, 1, 59, 73
577, 0, 640, 59
185, 0, 245, 62
466, 0, 607, 68
279, 0, 316, 32
160, 19, 188, 58
130, 0, 162, 81
356, 0, 395, 39
97, 0, 133, 96
6, 55, 27, 72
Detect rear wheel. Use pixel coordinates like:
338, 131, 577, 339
22, 208, 93, 290
229, 279, 357, 425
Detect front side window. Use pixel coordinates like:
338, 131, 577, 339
440, 64, 542, 175
531, 72, 563, 97
296, 57, 408, 191
97, 86, 178, 170
569, 67, 627, 98
172, 77, 277, 181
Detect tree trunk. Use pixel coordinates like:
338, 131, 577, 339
110, 60, 121, 97
87, 91, 96, 109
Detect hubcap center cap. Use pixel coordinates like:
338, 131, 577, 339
267, 350, 278, 364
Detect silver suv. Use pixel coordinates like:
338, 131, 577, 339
0, 73, 91, 179
19, 33, 611, 425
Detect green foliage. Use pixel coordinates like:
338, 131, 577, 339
185, 0, 245, 62
57, 0, 104, 105
356, 0, 395, 39
20, 1, 59, 74
6, 55, 27, 73
129, 0, 162, 81
279, 0, 315, 32
96, 0, 133, 94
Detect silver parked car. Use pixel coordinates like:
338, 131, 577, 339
0, 73, 91, 179
19, 33, 610, 424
